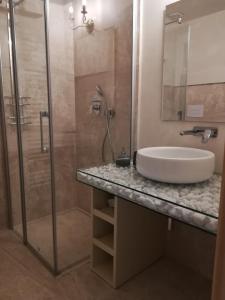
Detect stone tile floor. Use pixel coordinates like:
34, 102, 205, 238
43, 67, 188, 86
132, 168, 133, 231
14, 209, 91, 270
0, 230, 212, 300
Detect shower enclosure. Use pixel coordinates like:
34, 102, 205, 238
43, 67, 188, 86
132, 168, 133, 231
0, 0, 134, 274
0, 0, 60, 273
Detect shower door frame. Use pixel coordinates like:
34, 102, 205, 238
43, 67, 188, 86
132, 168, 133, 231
0, 49, 13, 230
6, 0, 59, 275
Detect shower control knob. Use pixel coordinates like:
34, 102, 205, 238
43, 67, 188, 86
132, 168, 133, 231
42, 146, 48, 153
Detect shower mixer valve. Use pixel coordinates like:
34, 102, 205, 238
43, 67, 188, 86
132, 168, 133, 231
90, 87, 115, 118
90, 95, 102, 115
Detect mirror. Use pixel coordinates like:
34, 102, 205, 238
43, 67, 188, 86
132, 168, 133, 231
162, 0, 225, 122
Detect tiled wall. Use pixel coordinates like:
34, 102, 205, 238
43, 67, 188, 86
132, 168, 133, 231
186, 83, 225, 122
0, 7, 22, 228
4, 0, 53, 223
138, 0, 225, 174
12, 0, 77, 222
74, 0, 133, 212
0, 0, 77, 226
138, 0, 217, 279
0, 131, 7, 229
163, 85, 186, 120
0, 9, 7, 229
166, 221, 216, 280
49, 0, 77, 213
0, 0, 133, 225
163, 83, 225, 122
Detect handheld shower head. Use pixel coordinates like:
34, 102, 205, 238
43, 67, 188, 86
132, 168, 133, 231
96, 85, 104, 96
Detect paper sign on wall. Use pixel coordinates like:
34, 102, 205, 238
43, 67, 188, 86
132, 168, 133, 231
186, 105, 204, 118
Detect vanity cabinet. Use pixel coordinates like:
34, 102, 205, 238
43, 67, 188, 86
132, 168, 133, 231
91, 188, 167, 288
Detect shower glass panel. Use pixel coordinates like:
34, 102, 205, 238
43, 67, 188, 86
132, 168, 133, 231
9, 0, 56, 269
0, 2, 23, 234
0, 0, 134, 275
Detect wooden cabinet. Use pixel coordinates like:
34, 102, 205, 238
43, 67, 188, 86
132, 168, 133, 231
91, 188, 168, 288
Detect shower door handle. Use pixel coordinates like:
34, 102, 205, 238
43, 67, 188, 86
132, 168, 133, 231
40, 111, 49, 153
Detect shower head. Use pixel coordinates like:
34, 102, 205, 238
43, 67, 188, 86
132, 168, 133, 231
166, 12, 184, 25
96, 85, 104, 97
95, 85, 111, 112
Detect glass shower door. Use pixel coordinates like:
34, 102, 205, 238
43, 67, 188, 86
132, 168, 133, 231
0, 1, 22, 233
8, 0, 57, 271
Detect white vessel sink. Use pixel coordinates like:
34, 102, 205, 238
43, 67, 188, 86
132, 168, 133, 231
136, 147, 215, 184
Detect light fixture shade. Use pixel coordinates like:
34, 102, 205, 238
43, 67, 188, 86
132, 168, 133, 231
68, 6, 74, 14
82, 0, 87, 6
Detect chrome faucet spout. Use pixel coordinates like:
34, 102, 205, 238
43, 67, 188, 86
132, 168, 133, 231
180, 129, 197, 136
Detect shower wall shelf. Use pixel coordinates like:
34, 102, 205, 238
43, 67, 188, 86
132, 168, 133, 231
7, 103, 31, 106
5, 95, 32, 126
91, 188, 167, 288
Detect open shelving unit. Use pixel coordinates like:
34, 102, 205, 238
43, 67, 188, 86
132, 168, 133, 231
91, 188, 168, 288
93, 216, 114, 256
92, 246, 114, 285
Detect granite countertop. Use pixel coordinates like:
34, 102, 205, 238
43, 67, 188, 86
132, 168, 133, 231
77, 164, 221, 234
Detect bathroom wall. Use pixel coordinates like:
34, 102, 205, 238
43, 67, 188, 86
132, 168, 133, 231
49, 0, 77, 213
0, 6, 22, 228
163, 7, 225, 122
15, 0, 77, 221
0, 0, 133, 224
138, 0, 225, 174
73, 0, 133, 212
0, 0, 77, 226
4, 0, 55, 223
0, 132, 7, 229
138, 0, 218, 279
0, 9, 7, 229
74, 0, 133, 168
166, 221, 216, 280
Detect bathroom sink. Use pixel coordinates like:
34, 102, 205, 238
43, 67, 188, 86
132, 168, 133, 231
136, 147, 215, 184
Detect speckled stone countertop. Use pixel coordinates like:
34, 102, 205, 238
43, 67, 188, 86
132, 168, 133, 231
77, 164, 221, 234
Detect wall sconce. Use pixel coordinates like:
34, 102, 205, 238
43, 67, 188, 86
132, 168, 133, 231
72, 0, 94, 33
165, 12, 184, 25
68, 5, 75, 22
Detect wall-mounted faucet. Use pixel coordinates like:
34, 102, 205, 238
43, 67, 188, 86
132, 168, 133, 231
180, 127, 218, 144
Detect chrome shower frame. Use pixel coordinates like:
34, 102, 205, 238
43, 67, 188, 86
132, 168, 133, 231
131, 0, 141, 155
0, 49, 13, 229
4, 0, 59, 275
8, 0, 28, 245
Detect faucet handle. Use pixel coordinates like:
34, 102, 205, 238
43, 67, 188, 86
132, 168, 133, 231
180, 126, 218, 143
193, 127, 218, 138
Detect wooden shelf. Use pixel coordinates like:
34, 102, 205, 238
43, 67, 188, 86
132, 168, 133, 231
93, 233, 114, 256
92, 246, 114, 285
93, 260, 113, 285
92, 188, 168, 288
94, 207, 114, 224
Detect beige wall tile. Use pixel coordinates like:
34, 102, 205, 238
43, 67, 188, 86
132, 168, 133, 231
186, 83, 225, 122
74, 0, 133, 211
166, 221, 216, 280
75, 29, 115, 77
0, 130, 7, 229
